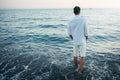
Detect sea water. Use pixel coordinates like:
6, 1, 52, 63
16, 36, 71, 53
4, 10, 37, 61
0, 9, 120, 80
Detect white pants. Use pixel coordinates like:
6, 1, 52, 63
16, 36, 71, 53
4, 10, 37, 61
73, 43, 86, 57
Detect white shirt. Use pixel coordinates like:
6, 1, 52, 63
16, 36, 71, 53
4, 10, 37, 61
68, 15, 88, 45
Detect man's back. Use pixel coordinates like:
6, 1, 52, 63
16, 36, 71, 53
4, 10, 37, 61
68, 15, 88, 45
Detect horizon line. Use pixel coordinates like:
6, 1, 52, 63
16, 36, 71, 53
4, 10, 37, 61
0, 7, 120, 10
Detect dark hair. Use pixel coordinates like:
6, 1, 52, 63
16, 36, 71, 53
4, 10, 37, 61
73, 6, 81, 15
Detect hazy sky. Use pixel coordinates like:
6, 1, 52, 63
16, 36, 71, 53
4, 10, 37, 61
0, 0, 120, 9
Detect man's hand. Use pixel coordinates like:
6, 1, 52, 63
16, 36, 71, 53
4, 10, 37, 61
85, 36, 88, 41
69, 35, 73, 40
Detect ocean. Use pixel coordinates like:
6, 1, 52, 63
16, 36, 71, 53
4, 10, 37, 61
0, 9, 120, 80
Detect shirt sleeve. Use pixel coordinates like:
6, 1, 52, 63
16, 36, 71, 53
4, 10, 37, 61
84, 20, 88, 36
67, 23, 72, 35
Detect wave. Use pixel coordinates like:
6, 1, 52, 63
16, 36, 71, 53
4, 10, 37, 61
17, 18, 52, 21
90, 35, 119, 42
36, 24, 65, 28
0, 34, 69, 47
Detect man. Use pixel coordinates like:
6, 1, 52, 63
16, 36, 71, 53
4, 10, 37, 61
67, 6, 88, 73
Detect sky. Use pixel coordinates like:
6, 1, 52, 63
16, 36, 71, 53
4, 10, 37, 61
0, 0, 120, 9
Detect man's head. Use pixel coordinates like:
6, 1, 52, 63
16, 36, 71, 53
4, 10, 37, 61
73, 6, 81, 15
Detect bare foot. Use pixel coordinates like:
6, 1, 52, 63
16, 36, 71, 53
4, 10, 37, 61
77, 68, 83, 74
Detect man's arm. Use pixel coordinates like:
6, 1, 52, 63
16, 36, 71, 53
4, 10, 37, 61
84, 20, 88, 41
67, 23, 73, 40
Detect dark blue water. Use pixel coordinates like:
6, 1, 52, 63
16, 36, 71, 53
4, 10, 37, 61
0, 9, 120, 80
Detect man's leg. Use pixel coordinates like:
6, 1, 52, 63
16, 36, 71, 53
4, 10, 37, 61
78, 43, 86, 73
74, 56, 78, 67
73, 45, 79, 67
79, 57, 85, 72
